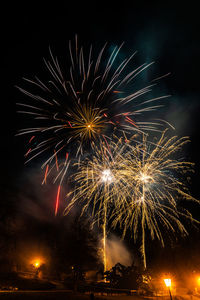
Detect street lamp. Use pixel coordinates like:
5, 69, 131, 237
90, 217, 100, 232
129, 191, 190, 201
31, 259, 42, 279
164, 278, 172, 300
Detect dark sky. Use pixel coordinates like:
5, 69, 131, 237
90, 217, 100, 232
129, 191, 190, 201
1, 2, 200, 270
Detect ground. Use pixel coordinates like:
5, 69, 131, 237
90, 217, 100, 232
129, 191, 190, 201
0, 290, 143, 300
0, 287, 200, 300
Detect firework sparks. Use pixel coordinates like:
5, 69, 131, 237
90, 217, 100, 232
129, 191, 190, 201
16, 36, 171, 214
55, 185, 61, 216
64, 139, 128, 220
111, 131, 200, 269
65, 130, 199, 270
64, 139, 129, 271
43, 164, 49, 184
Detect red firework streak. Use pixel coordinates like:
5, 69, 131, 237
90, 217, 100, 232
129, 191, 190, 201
67, 121, 73, 128
102, 134, 114, 161
55, 185, 61, 216
44, 164, 49, 184
113, 90, 123, 94
29, 135, 35, 143
104, 113, 116, 126
125, 116, 138, 128
25, 148, 31, 157
55, 152, 69, 216
65, 152, 69, 165
102, 135, 111, 153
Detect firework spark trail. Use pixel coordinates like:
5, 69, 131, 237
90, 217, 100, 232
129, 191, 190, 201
29, 135, 35, 143
65, 131, 199, 270
55, 185, 61, 216
110, 130, 200, 269
64, 139, 128, 219
43, 164, 49, 184
64, 139, 129, 271
17, 36, 171, 214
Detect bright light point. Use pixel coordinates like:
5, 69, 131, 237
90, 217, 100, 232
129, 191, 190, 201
164, 278, 171, 287
197, 277, 200, 285
33, 261, 40, 268
87, 124, 92, 128
101, 169, 113, 183
140, 172, 151, 183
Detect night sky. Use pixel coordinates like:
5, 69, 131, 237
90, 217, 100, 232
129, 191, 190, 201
1, 2, 200, 272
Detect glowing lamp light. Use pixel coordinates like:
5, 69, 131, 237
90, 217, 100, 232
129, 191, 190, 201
197, 277, 200, 285
101, 169, 113, 183
164, 278, 171, 287
35, 262, 39, 268
164, 278, 172, 300
33, 260, 41, 268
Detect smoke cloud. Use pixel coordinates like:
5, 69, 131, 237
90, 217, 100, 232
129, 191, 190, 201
105, 234, 133, 270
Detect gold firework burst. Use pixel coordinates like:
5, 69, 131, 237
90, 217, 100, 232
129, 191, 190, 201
65, 131, 200, 270
111, 131, 200, 269
65, 103, 106, 141
64, 139, 128, 272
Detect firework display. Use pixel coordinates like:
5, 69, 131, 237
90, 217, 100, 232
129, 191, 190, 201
64, 139, 127, 220
64, 139, 128, 272
17, 36, 168, 208
17, 36, 199, 271
64, 132, 199, 270
111, 131, 199, 269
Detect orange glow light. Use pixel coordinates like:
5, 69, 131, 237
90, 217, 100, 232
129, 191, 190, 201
197, 277, 200, 285
164, 278, 171, 287
33, 260, 41, 268
30, 256, 45, 269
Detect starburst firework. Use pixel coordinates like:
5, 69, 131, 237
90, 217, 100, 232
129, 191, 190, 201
65, 131, 199, 270
64, 138, 129, 272
111, 131, 200, 269
16, 36, 170, 216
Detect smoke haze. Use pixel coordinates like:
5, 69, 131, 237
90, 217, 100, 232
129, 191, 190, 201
105, 235, 133, 270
